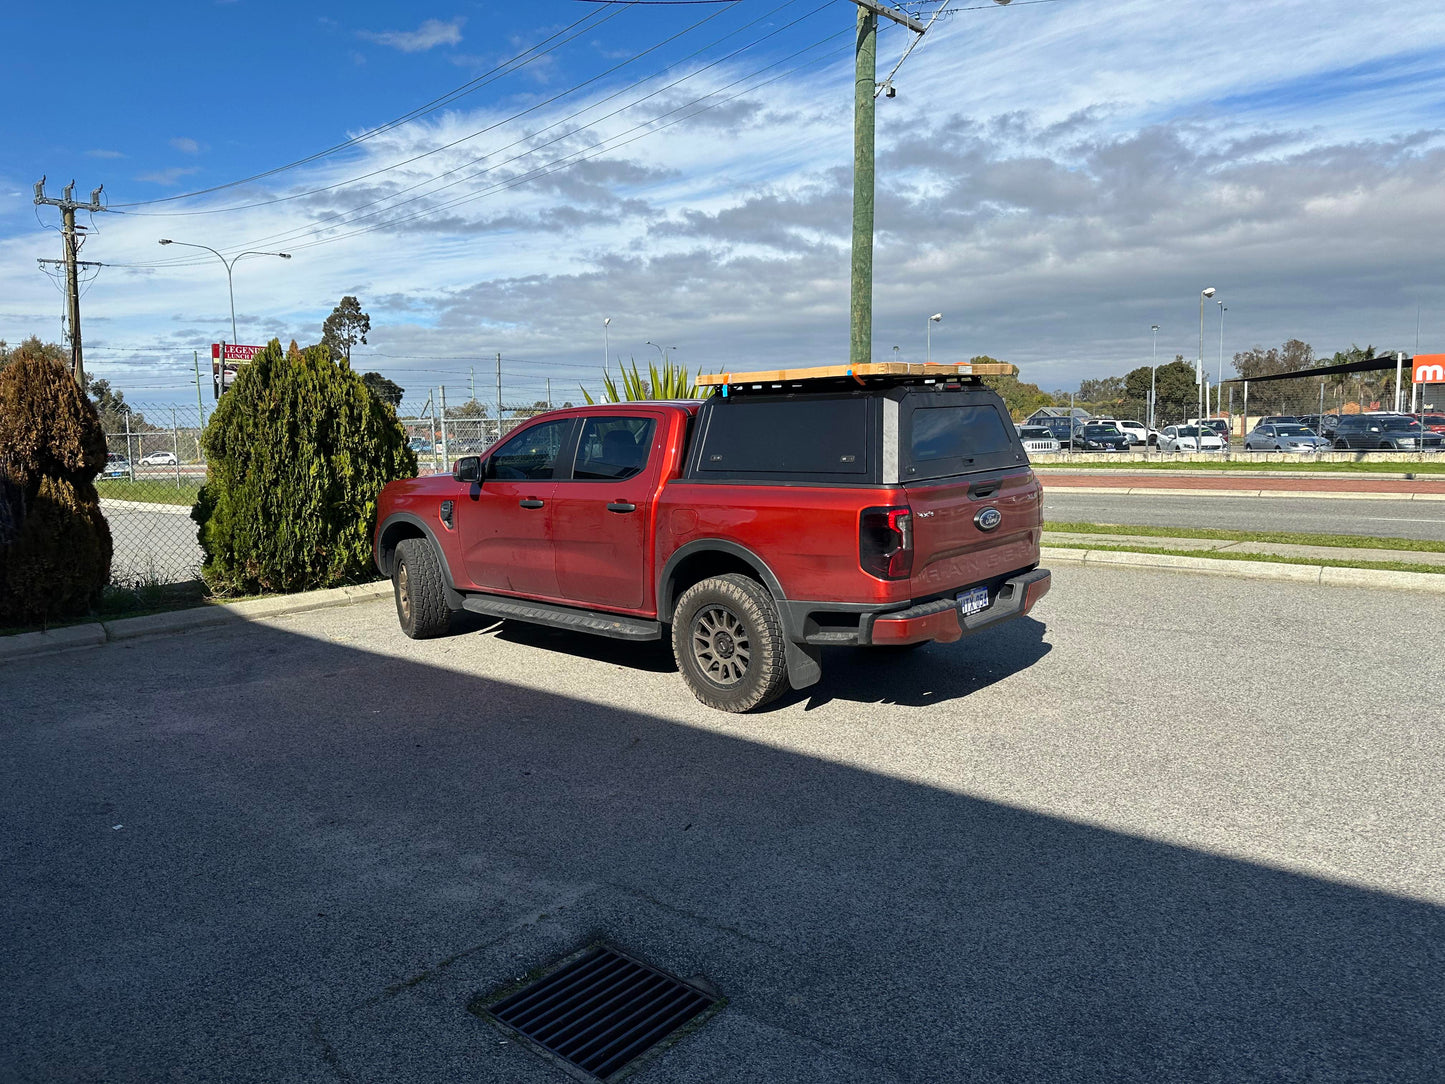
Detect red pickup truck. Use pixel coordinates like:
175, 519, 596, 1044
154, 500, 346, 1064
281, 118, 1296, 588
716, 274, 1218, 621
373, 369, 1049, 711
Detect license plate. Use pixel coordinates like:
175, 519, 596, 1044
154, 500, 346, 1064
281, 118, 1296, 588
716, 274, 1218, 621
957, 586, 990, 617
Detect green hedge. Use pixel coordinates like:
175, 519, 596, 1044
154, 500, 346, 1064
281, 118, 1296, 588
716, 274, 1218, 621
193, 340, 417, 595
0, 352, 112, 623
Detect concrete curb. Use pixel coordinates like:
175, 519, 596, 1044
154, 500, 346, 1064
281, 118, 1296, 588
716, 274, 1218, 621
1040, 546, 1445, 593
0, 582, 392, 663
1047, 486, 1445, 501
98, 498, 194, 516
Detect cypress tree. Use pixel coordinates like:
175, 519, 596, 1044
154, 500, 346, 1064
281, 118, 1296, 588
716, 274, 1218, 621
193, 339, 417, 595
0, 351, 112, 623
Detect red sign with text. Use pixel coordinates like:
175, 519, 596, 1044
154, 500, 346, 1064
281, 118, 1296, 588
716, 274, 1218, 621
211, 343, 264, 399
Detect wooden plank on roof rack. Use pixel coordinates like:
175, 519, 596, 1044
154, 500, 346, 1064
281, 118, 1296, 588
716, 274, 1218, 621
696, 361, 1015, 386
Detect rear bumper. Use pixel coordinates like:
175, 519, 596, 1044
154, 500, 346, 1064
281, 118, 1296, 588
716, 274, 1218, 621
866, 569, 1051, 646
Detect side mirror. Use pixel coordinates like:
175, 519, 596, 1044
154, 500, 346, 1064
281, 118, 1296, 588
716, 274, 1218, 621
453, 456, 482, 483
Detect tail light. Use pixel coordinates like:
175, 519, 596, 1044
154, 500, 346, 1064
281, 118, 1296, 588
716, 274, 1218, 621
860, 505, 913, 580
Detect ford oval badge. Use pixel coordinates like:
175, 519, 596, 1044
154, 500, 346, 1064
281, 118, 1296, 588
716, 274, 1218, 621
975, 507, 1003, 532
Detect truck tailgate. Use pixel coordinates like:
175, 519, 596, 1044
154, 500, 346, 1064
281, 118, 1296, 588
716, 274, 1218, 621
903, 469, 1042, 598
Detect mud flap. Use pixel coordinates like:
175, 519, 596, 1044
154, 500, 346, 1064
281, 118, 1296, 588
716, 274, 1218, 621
785, 640, 822, 690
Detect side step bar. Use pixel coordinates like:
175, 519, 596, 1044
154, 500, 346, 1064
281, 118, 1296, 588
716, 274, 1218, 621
460, 593, 662, 641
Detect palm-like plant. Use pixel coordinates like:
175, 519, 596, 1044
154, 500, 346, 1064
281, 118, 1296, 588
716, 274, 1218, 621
581, 357, 702, 403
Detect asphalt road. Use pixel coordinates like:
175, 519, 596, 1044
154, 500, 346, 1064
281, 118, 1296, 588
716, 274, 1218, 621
1044, 489, 1445, 540
100, 500, 203, 585
4, 565, 1442, 1083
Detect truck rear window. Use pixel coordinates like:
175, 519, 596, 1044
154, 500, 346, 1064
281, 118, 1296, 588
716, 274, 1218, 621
694, 396, 869, 477
904, 402, 1020, 479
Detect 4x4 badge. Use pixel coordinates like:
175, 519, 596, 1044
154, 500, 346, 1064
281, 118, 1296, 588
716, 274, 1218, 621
975, 507, 1002, 531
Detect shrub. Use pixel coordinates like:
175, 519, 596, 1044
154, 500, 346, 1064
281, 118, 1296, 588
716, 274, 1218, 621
192, 339, 417, 595
0, 351, 112, 623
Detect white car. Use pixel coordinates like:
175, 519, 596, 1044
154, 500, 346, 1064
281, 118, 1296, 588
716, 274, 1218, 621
1158, 425, 1225, 453
139, 451, 178, 466
1015, 425, 1062, 454
1097, 419, 1150, 446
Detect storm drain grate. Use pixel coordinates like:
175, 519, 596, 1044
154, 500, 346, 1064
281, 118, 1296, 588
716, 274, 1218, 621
483, 947, 718, 1081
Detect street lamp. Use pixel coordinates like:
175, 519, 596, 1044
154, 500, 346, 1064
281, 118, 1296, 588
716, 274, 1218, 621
157, 239, 291, 345
926, 313, 942, 364
1149, 324, 1160, 432
1217, 299, 1227, 391
1198, 287, 1216, 441
645, 341, 676, 365
603, 316, 611, 370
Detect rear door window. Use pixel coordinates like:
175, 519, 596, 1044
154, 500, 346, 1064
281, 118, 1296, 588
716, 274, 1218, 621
572, 416, 656, 480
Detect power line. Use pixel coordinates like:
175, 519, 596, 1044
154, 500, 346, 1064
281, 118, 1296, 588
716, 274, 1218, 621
107, 5, 625, 209
213, 0, 826, 254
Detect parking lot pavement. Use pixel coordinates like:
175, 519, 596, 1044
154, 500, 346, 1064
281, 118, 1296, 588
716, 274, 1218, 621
4, 566, 1442, 1083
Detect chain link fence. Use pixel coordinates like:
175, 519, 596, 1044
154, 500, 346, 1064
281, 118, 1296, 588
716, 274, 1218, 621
93, 397, 576, 590
95, 403, 208, 589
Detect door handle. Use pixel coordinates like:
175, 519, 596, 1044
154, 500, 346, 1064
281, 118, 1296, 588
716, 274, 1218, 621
606, 501, 637, 513
519, 498, 545, 509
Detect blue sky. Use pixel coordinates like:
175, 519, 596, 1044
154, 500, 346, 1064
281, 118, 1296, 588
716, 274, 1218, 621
4, 0, 1445, 409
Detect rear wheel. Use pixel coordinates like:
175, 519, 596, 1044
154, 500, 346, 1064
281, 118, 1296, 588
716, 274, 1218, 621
393, 537, 452, 639
672, 574, 789, 712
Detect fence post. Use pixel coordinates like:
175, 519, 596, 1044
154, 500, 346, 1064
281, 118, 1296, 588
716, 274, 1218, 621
124, 410, 135, 481
172, 407, 182, 490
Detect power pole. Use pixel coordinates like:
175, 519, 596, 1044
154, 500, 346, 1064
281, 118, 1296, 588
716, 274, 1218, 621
34, 177, 106, 387
847, 1, 925, 370
496, 352, 503, 440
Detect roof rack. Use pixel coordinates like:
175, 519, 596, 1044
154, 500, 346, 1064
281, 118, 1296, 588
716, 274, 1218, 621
697, 361, 1015, 391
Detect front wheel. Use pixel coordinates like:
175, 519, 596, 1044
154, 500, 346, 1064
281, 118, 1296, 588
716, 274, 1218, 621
393, 537, 452, 639
672, 574, 790, 712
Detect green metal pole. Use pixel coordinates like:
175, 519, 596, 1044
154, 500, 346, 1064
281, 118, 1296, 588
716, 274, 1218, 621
849, 5, 877, 369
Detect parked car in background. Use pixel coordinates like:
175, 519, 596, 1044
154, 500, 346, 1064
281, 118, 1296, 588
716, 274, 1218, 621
99, 453, 130, 478
1158, 425, 1225, 453
1096, 419, 1149, 445
408, 438, 434, 454
1016, 425, 1062, 454
1036, 417, 1078, 445
138, 450, 178, 466
1257, 415, 1300, 427
1330, 414, 1444, 450
1068, 423, 1132, 452
1420, 413, 1445, 435
1243, 423, 1329, 453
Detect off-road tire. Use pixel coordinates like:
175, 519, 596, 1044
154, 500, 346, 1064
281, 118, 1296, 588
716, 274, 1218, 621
393, 537, 451, 639
672, 573, 789, 712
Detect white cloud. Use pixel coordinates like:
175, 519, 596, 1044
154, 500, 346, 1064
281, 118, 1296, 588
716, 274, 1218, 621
358, 17, 464, 54
86, 149, 126, 159
169, 137, 203, 154
133, 167, 201, 187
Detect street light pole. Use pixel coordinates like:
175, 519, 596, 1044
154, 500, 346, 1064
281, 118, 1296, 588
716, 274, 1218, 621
926, 313, 942, 364
1199, 287, 1216, 442
158, 239, 291, 344
1149, 324, 1160, 432
603, 316, 611, 371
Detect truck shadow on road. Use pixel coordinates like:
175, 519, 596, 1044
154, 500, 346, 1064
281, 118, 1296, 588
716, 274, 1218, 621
5, 612, 1440, 1083
454, 612, 1053, 708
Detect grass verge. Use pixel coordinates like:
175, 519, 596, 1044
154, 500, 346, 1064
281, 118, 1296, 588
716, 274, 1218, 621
1045, 541, 1445, 576
1031, 458, 1445, 474
1043, 521, 1445, 553
95, 478, 202, 505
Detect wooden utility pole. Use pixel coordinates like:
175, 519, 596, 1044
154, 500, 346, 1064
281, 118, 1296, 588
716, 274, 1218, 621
34, 177, 106, 387
847, 2, 925, 370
